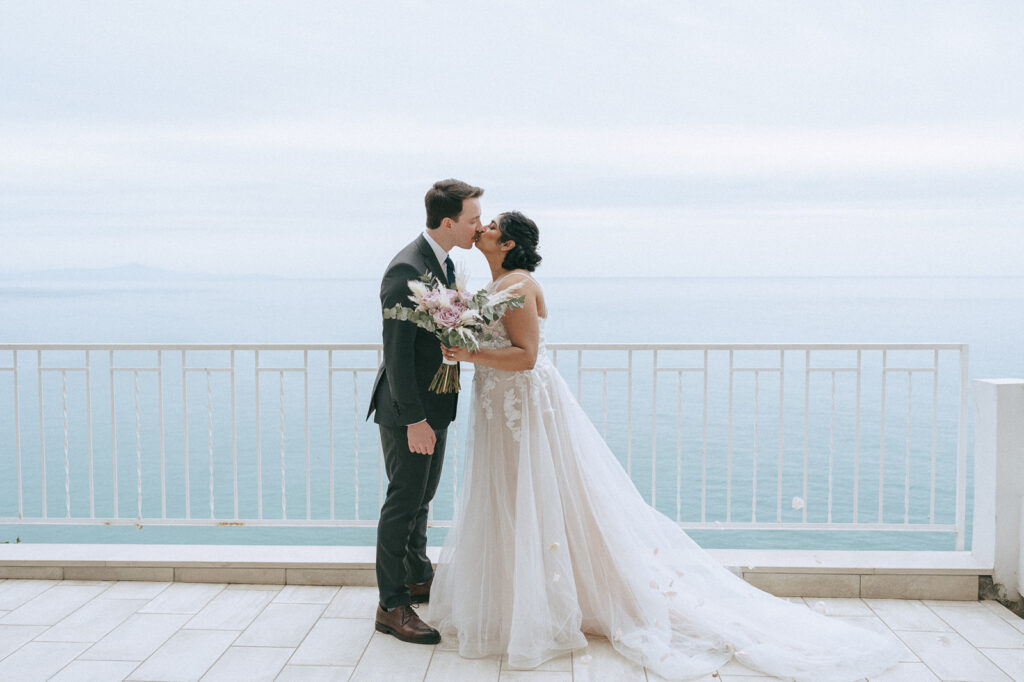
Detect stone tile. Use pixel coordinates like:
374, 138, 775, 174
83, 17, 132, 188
0, 641, 90, 679
927, 602, 1024, 648
291, 618, 374, 667
864, 599, 952, 631
349, 631, 434, 681
235, 602, 324, 647
275, 585, 340, 604
861, 574, 977, 600
979, 599, 1024, 622
833, 615, 919, 661
139, 582, 225, 614
200, 645, 292, 681
802, 597, 874, 616
896, 630, 1012, 681
0, 579, 59, 610
64, 567, 175, 582
424, 649, 500, 682
275, 666, 354, 681
50, 659, 141, 682
37, 597, 147, 642
80, 612, 191, 661
0, 566, 63, 580
866, 661, 940, 681
0, 583, 112, 625
128, 629, 238, 681
175, 567, 285, 584
225, 582, 282, 591
58, 580, 115, 586
436, 631, 459, 651
101, 581, 172, 600
323, 586, 379, 618
496, 672, 572, 681
184, 588, 276, 630
0, 623, 48, 660
502, 651, 573, 672
648, 672, 719, 682
286, 568, 375, 586
571, 636, 645, 681
742, 572, 860, 597
922, 598, 980, 609
981, 648, 1024, 680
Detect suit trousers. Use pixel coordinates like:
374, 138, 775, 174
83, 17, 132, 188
376, 423, 447, 610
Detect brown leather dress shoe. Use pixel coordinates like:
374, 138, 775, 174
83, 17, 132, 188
408, 577, 432, 604
375, 604, 440, 645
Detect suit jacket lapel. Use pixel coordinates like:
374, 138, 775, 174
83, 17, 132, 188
415, 234, 449, 285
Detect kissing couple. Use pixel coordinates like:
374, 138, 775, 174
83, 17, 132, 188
366, 179, 902, 681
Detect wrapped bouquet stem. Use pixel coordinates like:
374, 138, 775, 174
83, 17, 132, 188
383, 272, 525, 394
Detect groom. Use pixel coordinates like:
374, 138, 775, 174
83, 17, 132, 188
366, 178, 484, 644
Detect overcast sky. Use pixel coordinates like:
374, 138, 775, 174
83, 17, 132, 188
1, 1, 1021, 278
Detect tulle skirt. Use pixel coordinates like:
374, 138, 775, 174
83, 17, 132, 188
429, 355, 903, 681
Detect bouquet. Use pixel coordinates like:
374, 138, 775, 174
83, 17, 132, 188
383, 271, 526, 393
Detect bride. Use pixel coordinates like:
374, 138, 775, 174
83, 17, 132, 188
429, 212, 903, 681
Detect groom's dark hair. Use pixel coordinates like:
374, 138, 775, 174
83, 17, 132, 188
425, 179, 484, 229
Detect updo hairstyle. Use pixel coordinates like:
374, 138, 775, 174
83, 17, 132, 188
496, 211, 542, 272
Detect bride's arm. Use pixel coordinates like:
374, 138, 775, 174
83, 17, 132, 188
448, 279, 540, 371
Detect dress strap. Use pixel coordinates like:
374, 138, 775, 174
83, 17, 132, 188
491, 271, 535, 288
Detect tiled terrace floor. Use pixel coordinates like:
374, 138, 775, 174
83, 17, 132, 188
2, 579, 1024, 681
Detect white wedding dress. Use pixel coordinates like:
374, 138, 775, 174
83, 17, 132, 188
429, 276, 903, 681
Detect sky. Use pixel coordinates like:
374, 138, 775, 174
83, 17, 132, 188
0, 1, 1022, 278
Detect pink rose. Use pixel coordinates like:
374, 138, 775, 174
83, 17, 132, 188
422, 290, 441, 309
432, 306, 463, 328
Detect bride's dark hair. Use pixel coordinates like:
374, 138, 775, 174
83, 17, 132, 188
497, 211, 542, 272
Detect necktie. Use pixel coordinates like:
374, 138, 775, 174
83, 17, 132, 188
444, 256, 455, 287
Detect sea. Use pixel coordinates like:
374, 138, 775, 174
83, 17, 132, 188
1, 274, 1022, 551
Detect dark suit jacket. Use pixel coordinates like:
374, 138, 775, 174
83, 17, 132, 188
366, 234, 458, 430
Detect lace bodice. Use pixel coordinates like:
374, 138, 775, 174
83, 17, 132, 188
480, 273, 547, 355
478, 315, 547, 354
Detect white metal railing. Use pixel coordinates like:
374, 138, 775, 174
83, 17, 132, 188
0, 343, 969, 547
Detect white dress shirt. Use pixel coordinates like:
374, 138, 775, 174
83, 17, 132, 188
422, 230, 450, 278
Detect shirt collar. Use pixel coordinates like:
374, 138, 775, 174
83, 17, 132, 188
422, 230, 449, 272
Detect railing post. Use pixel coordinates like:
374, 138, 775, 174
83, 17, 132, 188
972, 379, 1024, 601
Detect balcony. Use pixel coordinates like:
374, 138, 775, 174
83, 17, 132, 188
1, 343, 1024, 680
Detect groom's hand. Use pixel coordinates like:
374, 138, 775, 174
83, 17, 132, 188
407, 421, 437, 455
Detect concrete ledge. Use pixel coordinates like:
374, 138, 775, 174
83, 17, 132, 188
743, 572, 861, 598
0, 544, 991, 599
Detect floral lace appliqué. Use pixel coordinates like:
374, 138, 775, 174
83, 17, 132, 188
503, 386, 522, 442
478, 368, 498, 420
